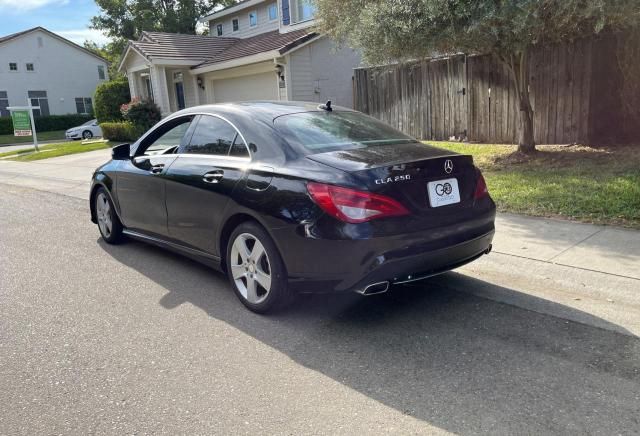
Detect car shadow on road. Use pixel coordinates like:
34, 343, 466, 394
99, 238, 640, 435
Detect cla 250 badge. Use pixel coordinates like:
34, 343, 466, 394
375, 174, 411, 185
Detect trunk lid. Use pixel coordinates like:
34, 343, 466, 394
306, 142, 477, 215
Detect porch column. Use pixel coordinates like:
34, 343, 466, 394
150, 65, 171, 116
127, 72, 139, 100
192, 75, 201, 105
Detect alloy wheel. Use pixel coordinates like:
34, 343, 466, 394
83, 131, 93, 139
230, 233, 272, 304
96, 192, 113, 238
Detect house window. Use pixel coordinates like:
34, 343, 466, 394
0, 91, 9, 117
9, 63, 17, 71
268, 3, 278, 20
26, 63, 34, 71
216, 23, 223, 36
232, 18, 239, 31
249, 10, 258, 27
28, 91, 49, 117
75, 97, 93, 115
97, 65, 106, 80
294, 0, 315, 22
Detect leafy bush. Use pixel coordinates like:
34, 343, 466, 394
121, 99, 162, 132
100, 122, 143, 142
0, 117, 13, 135
94, 78, 131, 123
0, 114, 94, 135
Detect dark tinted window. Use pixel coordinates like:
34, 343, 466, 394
274, 111, 414, 154
140, 116, 193, 155
181, 115, 237, 155
229, 135, 250, 157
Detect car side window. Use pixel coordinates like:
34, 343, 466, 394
229, 135, 250, 157
139, 117, 193, 156
180, 115, 245, 156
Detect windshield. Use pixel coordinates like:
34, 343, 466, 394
274, 111, 415, 154
82, 119, 97, 126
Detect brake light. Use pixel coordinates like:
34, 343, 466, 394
474, 171, 489, 199
307, 182, 409, 223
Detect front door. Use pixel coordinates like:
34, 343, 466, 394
175, 82, 185, 110
163, 114, 251, 255
116, 116, 194, 237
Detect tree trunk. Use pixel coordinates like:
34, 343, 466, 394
503, 50, 536, 153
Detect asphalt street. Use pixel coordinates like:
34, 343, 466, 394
1, 185, 639, 435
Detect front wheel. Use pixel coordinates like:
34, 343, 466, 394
82, 130, 93, 140
226, 222, 293, 313
95, 188, 123, 244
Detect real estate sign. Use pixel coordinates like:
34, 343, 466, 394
11, 110, 32, 137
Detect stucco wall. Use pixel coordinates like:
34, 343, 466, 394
0, 29, 108, 115
289, 37, 361, 108
208, 1, 279, 39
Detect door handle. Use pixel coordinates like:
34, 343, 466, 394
203, 170, 224, 184
150, 164, 165, 174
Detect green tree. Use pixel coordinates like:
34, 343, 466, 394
91, 0, 236, 42
94, 78, 131, 123
316, 0, 639, 153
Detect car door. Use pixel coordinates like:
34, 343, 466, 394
116, 116, 195, 237
163, 114, 251, 255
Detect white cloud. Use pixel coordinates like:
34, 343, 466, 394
54, 28, 111, 46
0, 0, 68, 12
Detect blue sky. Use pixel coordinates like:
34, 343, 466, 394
0, 0, 110, 45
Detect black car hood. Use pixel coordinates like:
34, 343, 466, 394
305, 142, 459, 171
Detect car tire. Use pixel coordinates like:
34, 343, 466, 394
226, 221, 294, 313
95, 187, 123, 244
82, 130, 93, 139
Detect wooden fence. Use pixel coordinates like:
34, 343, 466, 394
353, 35, 634, 144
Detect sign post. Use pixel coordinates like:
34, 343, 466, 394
8, 106, 39, 152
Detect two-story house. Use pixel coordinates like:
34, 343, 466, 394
118, 0, 362, 116
0, 27, 109, 117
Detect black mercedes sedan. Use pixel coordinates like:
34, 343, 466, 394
90, 101, 495, 313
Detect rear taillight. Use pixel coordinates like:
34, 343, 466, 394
474, 171, 489, 199
307, 182, 409, 223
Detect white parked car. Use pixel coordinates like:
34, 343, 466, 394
65, 119, 102, 140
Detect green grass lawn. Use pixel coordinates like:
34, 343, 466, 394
428, 141, 640, 228
0, 130, 66, 145
0, 140, 114, 161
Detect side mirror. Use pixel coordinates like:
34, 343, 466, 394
111, 143, 130, 160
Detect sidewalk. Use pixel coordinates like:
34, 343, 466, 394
0, 139, 69, 153
0, 148, 108, 199
1, 149, 639, 335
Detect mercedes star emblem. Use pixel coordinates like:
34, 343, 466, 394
444, 159, 453, 174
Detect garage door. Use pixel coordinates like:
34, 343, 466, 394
212, 72, 278, 103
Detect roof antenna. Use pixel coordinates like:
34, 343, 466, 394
319, 100, 332, 111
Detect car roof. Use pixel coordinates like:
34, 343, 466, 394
173, 101, 355, 123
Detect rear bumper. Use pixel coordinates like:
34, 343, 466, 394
272, 209, 495, 293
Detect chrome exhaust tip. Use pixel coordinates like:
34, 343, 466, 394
357, 281, 390, 296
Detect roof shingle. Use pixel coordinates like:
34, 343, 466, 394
123, 29, 317, 71
195, 29, 317, 68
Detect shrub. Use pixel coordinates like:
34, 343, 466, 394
100, 121, 143, 142
0, 114, 94, 135
94, 78, 131, 123
121, 99, 162, 132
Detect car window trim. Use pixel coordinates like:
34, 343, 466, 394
132, 112, 252, 161
181, 113, 251, 159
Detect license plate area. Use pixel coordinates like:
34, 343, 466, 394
427, 178, 461, 207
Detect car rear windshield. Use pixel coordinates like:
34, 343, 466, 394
273, 111, 415, 154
